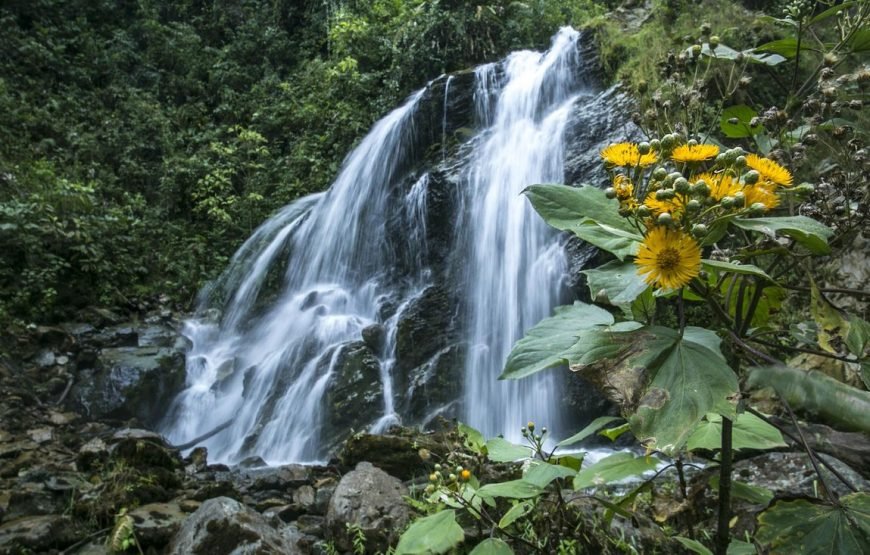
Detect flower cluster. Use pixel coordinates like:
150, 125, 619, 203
601, 136, 795, 290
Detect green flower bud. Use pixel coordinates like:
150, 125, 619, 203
661, 134, 676, 149
733, 191, 745, 207
686, 199, 701, 212
434, 471, 443, 479
669, 171, 683, 182
795, 183, 815, 194
636, 205, 651, 218
749, 202, 766, 216
744, 170, 760, 185
709, 35, 720, 48
638, 142, 651, 155
715, 153, 727, 165
655, 189, 670, 201
618, 207, 633, 217
735, 155, 747, 168
688, 139, 698, 147
691, 44, 702, 57
449, 473, 457, 482
674, 177, 690, 193
605, 187, 617, 199
693, 179, 710, 197
657, 212, 673, 225
721, 196, 735, 209
455, 466, 464, 474
541, 427, 548, 434
650, 139, 662, 151
527, 421, 535, 431
434, 464, 442, 471
652, 167, 668, 180
429, 473, 438, 482
692, 224, 708, 237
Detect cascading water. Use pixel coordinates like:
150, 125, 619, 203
164, 27, 610, 464
460, 28, 580, 441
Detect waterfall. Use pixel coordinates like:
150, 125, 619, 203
163, 27, 601, 464
460, 27, 581, 441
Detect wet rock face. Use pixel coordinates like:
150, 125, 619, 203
59, 318, 187, 426
326, 462, 410, 553
321, 341, 384, 451
168, 496, 300, 555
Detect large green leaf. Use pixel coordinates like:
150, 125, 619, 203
809, 2, 856, 25
458, 422, 486, 453
754, 38, 799, 58
686, 412, 787, 452
524, 184, 635, 232
573, 452, 658, 490
675, 537, 713, 555
485, 437, 533, 462
557, 415, 623, 447
720, 105, 764, 138
849, 28, 870, 52
582, 260, 649, 312
568, 219, 642, 261
846, 315, 870, 358
469, 538, 514, 555
498, 501, 534, 529
568, 326, 738, 454
501, 301, 614, 380
756, 493, 870, 554
522, 461, 577, 488
701, 259, 776, 283
732, 216, 833, 254
395, 510, 465, 555
477, 480, 542, 500
747, 365, 870, 433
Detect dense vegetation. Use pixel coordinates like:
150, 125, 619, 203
0, 0, 607, 325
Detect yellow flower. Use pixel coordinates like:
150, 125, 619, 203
635, 227, 702, 290
746, 154, 793, 187
644, 192, 687, 217
696, 172, 741, 201
613, 174, 634, 200
743, 184, 780, 210
671, 143, 720, 163
601, 143, 658, 167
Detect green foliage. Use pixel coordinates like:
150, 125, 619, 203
756, 493, 870, 554
0, 0, 604, 324
394, 509, 464, 555
686, 412, 786, 452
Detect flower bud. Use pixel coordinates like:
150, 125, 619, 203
638, 142, 651, 155
658, 212, 673, 225
735, 155, 747, 169
738, 76, 751, 89
636, 205, 651, 218
693, 180, 710, 197
744, 170, 760, 185
650, 139, 661, 151
425, 484, 435, 494
721, 196, 735, 209
605, 187, 617, 199
527, 421, 535, 431
823, 53, 838, 67
749, 202, 766, 216
674, 177, 690, 193
656, 189, 669, 201
715, 153, 727, 165
460, 469, 472, 481
669, 171, 683, 182
429, 473, 438, 482
434, 463, 442, 471
449, 473, 457, 482
661, 134, 676, 149
618, 207, 633, 217
692, 224, 708, 237
637, 80, 649, 94
796, 183, 815, 194
733, 191, 746, 207
691, 44, 702, 58
653, 167, 668, 180
709, 36, 720, 48
686, 199, 701, 212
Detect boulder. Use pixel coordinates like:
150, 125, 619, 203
127, 501, 187, 548
325, 462, 410, 553
168, 496, 300, 555
0, 515, 81, 554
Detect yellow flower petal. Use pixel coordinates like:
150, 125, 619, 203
635, 226, 702, 290
601, 142, 659, 167
671, 143, 719, 163
746, 153, 793, 187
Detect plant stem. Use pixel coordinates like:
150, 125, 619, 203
748, 337, 857, 363
715, 416, 733, 555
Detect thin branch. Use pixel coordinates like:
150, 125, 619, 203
744, 407, 857, 493
780, 396, 838, 505
748, 337, 858, 363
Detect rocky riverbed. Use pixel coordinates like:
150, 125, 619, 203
1, 310, 868, 554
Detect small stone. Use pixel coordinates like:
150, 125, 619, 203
27, 428, 54, 444
178, 499, 201, 513
293, 485, 316, 508
47, 411, 78, 425
238, 455, 268, 469
35, 351, 56, 369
